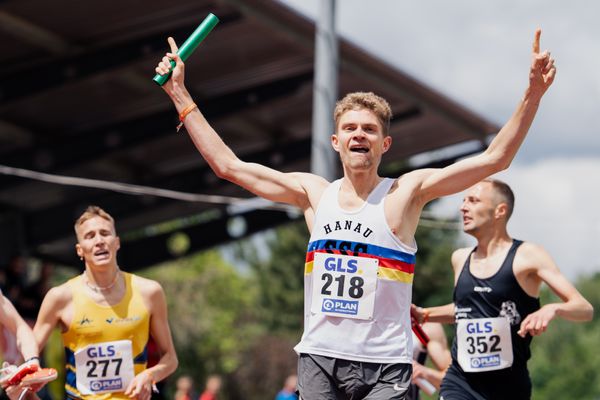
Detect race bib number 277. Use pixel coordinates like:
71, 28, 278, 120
74, 340, 135, 395
311, 252, 378, 320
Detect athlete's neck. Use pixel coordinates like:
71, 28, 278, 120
341, 172, 382, 199
473, 233, 513, 259
83, 266, 121, 292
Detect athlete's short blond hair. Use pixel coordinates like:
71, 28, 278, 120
333, 92, 392, 136
74, 205, 115, 237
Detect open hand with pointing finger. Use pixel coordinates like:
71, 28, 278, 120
529, 28, 556, 96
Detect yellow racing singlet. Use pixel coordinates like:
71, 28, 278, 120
62, 272, 150, 400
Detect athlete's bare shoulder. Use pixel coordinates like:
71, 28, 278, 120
513, 241, 551, 273
451, 247, 473, 275
388, 169, 436, 203
43, 280, 75, 308
295, 172, 330, 194
131, 274, 165, 312
130, 274, 163, 296
37, 280, 74, 329
292, 172, 331, 210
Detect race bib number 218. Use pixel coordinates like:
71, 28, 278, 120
311, 252, 378, 320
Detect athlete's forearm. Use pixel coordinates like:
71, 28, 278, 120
553, 297, 594, 322
483, 87, 543, 171
166, 85, 240, 179
145, 353, 178, 384
15, 323, 40, 362
423, 303, 455, 324
418, 366, 446, 389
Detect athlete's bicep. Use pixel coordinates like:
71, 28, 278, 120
147, 283, 178, 377
418, 154, 499, 203
224, 161, 319, 208
148, 285, 171, 346
533, 249, 580, 302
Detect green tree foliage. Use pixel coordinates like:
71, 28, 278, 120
226, 222, 307, 399
141, 250, 261, 395
234, 222, 307, 336
529, 273, 600, 399
412, 216, 461, 307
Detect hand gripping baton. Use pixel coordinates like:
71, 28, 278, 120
410, 309, 437, 395
410, 308, 430, 347
153, 13, 219, 86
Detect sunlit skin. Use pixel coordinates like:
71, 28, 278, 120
460, 182, 505, 237
75, 216, 121, 282
29, 209, 179, 400
331, 109, 392, 174
155, 29, 576, 399
415, 179, 594, 341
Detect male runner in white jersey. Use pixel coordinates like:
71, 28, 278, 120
31, 206, 178, 400
412, 179, 593, 399
155, 29, 555, 400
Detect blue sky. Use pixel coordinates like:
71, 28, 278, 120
278, 0, 600, 280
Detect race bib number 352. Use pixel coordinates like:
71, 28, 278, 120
311, 252, 378, 320
456, 317, 513, 373
74, 340, 135, 395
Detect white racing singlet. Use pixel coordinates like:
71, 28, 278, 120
294, 178, 417, 363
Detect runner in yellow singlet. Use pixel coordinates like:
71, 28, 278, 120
31, 206, 178, 400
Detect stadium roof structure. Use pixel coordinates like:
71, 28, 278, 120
0, 0, 498, 270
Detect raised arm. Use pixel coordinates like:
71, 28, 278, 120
416, 29, 556, 204
517, 244, 594, 337
155, 38, 326, 209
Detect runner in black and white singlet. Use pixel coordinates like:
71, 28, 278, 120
443, 240, 540, 399
413, 179, 593, 400
156, 30, 557, 399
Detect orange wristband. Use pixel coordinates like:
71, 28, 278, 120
176, 102, 198, 132
422, 308, 430, 324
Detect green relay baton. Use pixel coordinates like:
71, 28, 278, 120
153, 13, 219, 86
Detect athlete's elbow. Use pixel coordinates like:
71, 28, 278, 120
171, 354, 179, 374
483, 149, 512, 173
583, 301, 594, 322
212, 159, 236, 181
165, 353, 179, 376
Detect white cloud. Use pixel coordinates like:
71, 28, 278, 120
280, 0, 600, 161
